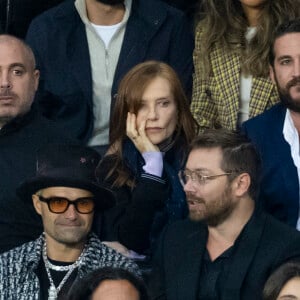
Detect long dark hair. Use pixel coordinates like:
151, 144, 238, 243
197, 0, 300, 77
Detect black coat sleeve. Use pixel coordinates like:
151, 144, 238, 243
96, 157, 169, 253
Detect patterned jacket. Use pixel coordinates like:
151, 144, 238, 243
191, 22, 279, 131
0, 233, 140, 299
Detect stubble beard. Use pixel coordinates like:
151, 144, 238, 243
188, 186, 236, 227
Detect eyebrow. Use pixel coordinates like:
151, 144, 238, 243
278, 295, 298, 299
277, 55, 292, 61
155, 97, 170, 101
186, 168, 209, 172
0, 63, 27, 72
9, 63, 26, 69
141, 96, 171, 102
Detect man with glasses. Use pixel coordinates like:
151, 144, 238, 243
149, 129, 300, 300
0, 144, 139, 299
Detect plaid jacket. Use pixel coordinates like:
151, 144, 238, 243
191, 22, 279, 131
0, 233, 140, 300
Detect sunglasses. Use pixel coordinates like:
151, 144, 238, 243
37, 195, 95, 214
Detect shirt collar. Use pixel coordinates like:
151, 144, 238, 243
283, 109, 299, 149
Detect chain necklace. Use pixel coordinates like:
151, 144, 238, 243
42, 238, 86, 300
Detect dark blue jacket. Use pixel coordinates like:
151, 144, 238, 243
26, 0, 194, 143
242, 103, 299, 228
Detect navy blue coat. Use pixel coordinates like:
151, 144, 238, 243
26, 0, 194, 143
242, 103, 299, 227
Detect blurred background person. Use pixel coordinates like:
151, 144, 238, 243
191, 0, 300, 131
26, 0, 194, 154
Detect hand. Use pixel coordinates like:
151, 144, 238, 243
126, 112, 159, 153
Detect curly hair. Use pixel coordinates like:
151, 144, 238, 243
198, 0, 300, 78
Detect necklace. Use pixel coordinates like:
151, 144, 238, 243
42, 238, 86, 300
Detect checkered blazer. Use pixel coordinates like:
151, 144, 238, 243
191, 22, 279, 131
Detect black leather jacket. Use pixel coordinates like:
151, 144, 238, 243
0, 0, 65, 38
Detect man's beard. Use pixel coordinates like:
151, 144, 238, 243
276, 76, 300, 113
95, 0, 124, 5
188, 186, 236, 227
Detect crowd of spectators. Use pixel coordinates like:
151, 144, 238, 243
1, 0, 300, 299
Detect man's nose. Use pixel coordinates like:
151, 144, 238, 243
0, 72, 12, 90
293, 60, 300, 77
183, 178, 197, 194
64, 203, 78, 219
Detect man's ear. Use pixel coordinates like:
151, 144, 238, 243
32, 194, 42, 216
232, 173, 251, 197
269, 65, 276, 84
33, 69, 40, 91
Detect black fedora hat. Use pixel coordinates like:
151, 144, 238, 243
17, 144, 115, 210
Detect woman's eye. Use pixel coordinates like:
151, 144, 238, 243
159, 101, 170, 107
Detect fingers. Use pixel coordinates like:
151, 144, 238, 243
137, 118, 147, 139
126, 112, 158, 153
126, 112, 138, 140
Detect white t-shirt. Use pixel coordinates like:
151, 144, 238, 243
91, 22, 123, 48
238, 27, 257, 126
283, 109, 300, 230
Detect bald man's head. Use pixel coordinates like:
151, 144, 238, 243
0, 34, 39, 127
0, 35, 37, 71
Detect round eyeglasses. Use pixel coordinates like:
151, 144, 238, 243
178, 169, 232, 186
37, 195, 95, 214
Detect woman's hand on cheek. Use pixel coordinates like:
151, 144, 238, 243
126, 112, 159, 153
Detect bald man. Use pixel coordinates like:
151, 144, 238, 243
0, 35, 75, 253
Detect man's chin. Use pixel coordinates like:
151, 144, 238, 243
188, 211, 205, 222
280, 93, 300, 113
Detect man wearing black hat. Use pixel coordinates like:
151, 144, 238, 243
0, 144, 140, 299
